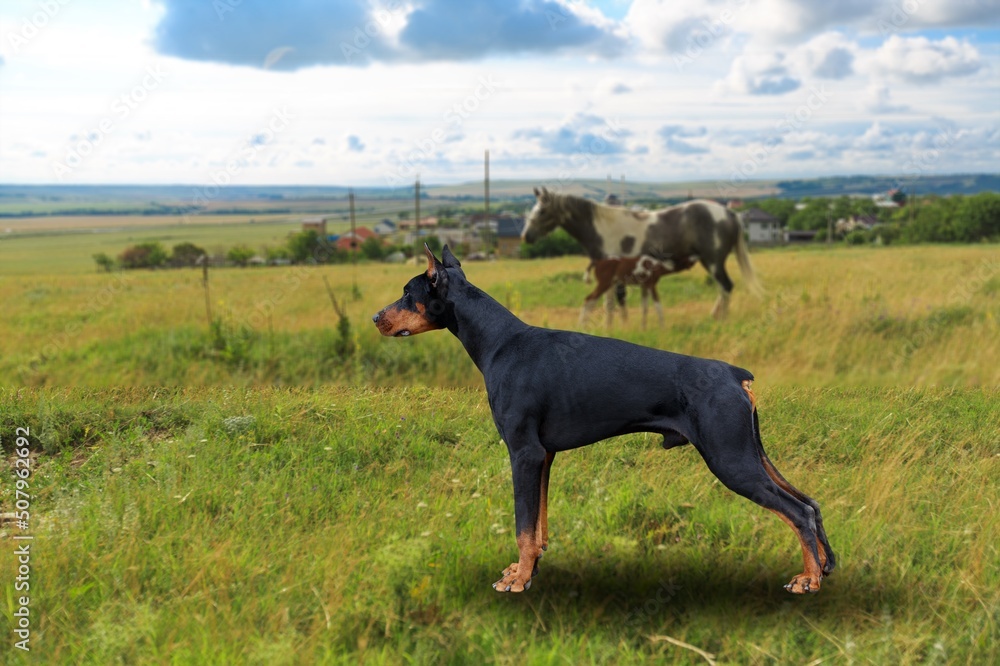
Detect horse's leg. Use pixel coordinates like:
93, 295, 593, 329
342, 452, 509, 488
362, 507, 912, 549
640, 286, 649, 329
703, 258, 735, 319
605, 291, 616, 327
617, 282, 628, 323
580, 264, 614, 327
650, 281, 664, 326
581, 270, 611, 326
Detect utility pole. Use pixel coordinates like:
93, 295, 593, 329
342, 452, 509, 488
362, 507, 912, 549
415, 175, 421, 243
484, 149, 490, 252
349, 188, 356, 249
620, 174, 625, 205
349, 188, 357, 293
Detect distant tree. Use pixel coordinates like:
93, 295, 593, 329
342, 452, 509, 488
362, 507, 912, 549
521, 228, 585, 258
170, 241, 206, 267
227, 244, 256, 267
360, 236, 385, 260
287, 229, 322, 263
263, 245, 290, 263
92, 252, 116, 272
119, 242, 168, 269
742, 198, 796, 226
830, 195, 853, 223
954, 192, 1000, 242
417, 235, 442, 256
788, 198, 833, 231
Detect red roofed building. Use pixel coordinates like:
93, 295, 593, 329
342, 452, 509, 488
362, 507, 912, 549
336, 227, 379, 251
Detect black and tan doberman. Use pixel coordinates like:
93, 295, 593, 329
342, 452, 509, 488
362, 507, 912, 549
373, 245, 835, 594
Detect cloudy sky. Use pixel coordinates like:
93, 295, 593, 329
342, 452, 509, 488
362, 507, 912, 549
0, 0, 997, 188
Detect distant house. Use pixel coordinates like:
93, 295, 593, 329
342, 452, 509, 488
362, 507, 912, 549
374, 218, 397, 235
398, 216, 438, 230
335, 227, 378, 251
836, 213, 880, 235
436, 228, 476, 248
302, 216, 327, 237
742, 208, 783, 245
495, 217, 525, 258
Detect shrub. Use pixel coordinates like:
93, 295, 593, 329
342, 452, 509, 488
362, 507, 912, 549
170, 242, 207, 267
92, 252, 116, 272
226, 244, 256, 267
521, 228, 584, 258
119, 242, 168, 269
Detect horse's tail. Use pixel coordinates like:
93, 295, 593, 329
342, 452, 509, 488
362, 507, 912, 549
583, 260, 594, 283
733, 212, 764, 297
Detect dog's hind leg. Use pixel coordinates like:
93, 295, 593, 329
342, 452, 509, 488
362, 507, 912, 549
494, 444, 550, 593
692, 411, 825, 593
539, 451, 555, 551
742, 381, 836, 575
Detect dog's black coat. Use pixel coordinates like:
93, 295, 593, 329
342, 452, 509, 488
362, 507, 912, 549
373, 246, 834, 594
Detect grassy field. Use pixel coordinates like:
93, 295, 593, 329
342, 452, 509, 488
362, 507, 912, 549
1, 225, 999, 663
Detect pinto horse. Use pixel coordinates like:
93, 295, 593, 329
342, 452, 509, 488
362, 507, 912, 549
523, 187, 761, 319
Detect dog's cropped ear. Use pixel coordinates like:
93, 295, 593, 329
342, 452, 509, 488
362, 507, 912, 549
424, 243, 449, 296
441, 244, 462, 269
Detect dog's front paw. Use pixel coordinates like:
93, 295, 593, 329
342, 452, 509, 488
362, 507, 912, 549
493, 563, 531, 593
784, 573, 821, 594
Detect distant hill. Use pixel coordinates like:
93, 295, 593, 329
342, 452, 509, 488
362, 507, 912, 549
772, 174, 1000, 198
1, 174, 996, 216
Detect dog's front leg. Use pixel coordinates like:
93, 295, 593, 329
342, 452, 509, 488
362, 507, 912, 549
494, 445, 548, 593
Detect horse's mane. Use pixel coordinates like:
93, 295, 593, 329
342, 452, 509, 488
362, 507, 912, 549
547, 191, 598, 219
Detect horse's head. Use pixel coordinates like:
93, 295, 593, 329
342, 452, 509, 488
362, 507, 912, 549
522, 187, 562, 243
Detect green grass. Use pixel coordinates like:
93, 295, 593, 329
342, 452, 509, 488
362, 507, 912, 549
1, 386, 997, 664
1, 216, 999, 663
2, 244, 998, 388
0, 217, 327, 275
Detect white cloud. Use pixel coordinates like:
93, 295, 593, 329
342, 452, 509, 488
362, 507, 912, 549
718, 51, 801, 95
866, 35, 983, 83
739, 0, 875, 42
793, 32, 856, 79
625, 0, 742, 53
861, 83, 909, 113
